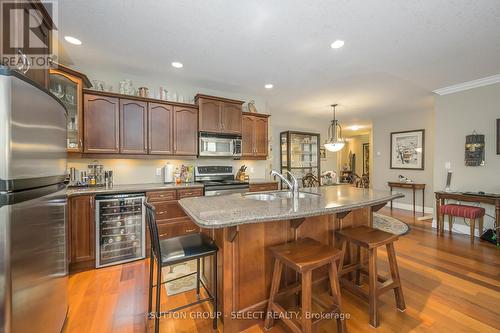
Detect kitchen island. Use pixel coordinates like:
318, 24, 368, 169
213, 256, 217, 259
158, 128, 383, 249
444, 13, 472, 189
178, 186, 404, 333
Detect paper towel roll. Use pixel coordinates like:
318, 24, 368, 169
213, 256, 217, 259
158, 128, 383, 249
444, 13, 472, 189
164, 164, 174, 183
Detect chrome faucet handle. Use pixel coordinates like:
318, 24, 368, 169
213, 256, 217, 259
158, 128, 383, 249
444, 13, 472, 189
285, 171, 298, 185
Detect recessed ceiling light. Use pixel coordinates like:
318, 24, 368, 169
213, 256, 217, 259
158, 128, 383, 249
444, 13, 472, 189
330, 40, 345, 49
171, 62, 183, 68
264, 83, 273, 89
64, 36, 82, 45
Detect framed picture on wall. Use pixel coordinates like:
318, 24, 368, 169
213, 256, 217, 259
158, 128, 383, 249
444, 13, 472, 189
362, 143, 369, 174
390, 129, 425, 170
497, 119, 500, 155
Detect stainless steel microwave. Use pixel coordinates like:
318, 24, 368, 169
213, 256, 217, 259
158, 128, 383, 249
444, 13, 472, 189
199, 133, 242, 157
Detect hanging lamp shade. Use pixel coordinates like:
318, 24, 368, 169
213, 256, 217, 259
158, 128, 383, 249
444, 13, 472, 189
324, 104, 345, 152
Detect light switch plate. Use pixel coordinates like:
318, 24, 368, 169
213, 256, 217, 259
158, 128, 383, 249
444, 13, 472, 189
156, 168, 162, 176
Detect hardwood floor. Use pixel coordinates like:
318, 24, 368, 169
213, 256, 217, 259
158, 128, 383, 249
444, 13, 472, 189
64, 208, 500, 333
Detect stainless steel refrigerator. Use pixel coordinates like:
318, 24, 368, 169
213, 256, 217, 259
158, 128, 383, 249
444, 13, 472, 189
0, 67, 68, 333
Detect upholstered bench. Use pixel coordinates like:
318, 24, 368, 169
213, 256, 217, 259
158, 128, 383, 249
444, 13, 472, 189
438, 204, 485, 242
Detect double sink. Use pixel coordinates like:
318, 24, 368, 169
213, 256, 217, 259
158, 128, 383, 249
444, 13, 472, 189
243, 190, 320, 201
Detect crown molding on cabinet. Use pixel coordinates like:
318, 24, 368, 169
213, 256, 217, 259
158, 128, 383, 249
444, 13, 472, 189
433, 74, 500, 95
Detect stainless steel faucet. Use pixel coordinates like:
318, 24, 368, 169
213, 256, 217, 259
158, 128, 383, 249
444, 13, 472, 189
270, 170, 299, 198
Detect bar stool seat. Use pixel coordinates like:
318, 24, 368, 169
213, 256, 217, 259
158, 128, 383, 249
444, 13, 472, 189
159, 233, 217, 265
265, 238, 347, 333
336, 226, 406, 328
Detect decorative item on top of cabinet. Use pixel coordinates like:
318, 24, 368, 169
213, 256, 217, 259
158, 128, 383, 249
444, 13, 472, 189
196, 94, 244, 134
84, 93, 120, 153
68, 195, 95, 272
49, 63, 92, 152
242, 112, 270, 159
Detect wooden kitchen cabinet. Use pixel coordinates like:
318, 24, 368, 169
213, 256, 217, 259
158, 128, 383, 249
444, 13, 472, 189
145, 189, 203, 252
249, 182, 278, 192
241, 112, 269, 159
196, 94, 243, 134
222, 102, 242, 134
197, 98, 221, 133
174, 106, 198, 155
84, 94, 120, 153
119, 99, 147, 154
68, 195, 95, 271
49, 64, 91, 152
148, 103, 173, 155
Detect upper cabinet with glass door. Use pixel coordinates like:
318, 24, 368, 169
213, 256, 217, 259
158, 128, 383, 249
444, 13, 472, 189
49, 64, 92, 152
280, 131, 321, 186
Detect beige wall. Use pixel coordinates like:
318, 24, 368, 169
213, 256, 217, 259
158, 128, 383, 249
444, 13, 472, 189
338, 134, 370, 176
372, 109, 435, 212
434, 82, 500, 232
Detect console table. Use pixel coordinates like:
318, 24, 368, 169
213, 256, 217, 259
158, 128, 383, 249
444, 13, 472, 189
388, 182, 426, 215
435, 191, 499, 247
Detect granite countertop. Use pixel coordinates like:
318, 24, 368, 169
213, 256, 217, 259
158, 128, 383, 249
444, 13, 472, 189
179, 186, 404, 228
67, 182, 204, 197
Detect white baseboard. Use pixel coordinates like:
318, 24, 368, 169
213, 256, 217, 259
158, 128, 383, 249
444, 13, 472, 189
385, 202, 434, 214
431, 219, 482, 237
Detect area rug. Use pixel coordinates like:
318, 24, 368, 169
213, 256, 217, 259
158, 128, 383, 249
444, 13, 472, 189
373, 213, 410, 235
162, 259, 198, 296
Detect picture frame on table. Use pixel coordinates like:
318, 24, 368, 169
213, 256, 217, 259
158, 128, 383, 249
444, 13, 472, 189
390, 129, 425, 170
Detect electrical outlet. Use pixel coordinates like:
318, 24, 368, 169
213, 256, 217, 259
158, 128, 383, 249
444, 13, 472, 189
156, 168, 162, 176
249, 167, 254, 173
445, 161, 451, 170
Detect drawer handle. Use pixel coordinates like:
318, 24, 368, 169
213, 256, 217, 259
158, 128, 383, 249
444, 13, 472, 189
185, 228, 197, 233
159, 233, 168, 237
157, 211, 166, 215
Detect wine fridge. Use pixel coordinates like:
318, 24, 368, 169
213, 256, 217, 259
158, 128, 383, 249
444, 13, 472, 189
95, 193, 146, 268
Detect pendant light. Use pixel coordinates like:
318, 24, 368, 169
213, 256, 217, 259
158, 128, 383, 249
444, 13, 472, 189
324, 104, 345, 152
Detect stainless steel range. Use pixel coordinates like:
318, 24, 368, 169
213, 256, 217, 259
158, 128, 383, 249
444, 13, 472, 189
195, 166, 249, 196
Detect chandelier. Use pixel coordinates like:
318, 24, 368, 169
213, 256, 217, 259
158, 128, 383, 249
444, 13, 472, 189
324, 104, 345, 152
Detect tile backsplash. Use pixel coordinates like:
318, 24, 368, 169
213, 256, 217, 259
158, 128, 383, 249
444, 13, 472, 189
68, 158, 271, 185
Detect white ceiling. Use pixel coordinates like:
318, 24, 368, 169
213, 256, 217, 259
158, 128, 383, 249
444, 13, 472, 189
57, 0, 500, 125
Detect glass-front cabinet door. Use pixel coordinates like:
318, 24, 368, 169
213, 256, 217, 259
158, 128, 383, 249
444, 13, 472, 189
49, 68, 84, 152
280, 131, 321, 187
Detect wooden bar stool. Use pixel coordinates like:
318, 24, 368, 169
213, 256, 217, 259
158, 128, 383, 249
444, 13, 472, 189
438, 204, 485, 242
264, 238, 347, 333
336, 226, 406, 328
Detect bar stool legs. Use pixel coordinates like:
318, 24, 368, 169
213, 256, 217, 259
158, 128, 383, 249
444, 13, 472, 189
329, 262, 348, 333
301, 270, 313, 333
337, 226, 406, 328
265, 238, 347, 333
368, 248, 378, 327
387, 243, 406, 311
264, 260, 283, 330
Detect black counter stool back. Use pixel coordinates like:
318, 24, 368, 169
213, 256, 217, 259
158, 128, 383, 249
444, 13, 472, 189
144, 201, 218, 333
